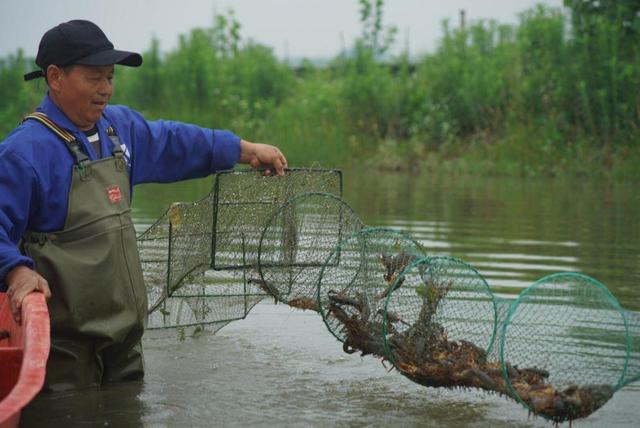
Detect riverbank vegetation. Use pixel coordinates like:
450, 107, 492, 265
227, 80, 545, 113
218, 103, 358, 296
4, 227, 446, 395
1, 1, 638, 179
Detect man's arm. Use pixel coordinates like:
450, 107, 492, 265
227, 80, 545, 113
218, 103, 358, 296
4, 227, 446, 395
106, 106, 288, 185
0, 149, 51, 323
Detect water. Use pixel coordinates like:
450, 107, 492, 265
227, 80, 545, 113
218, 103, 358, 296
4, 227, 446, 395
21, 170, 640, 427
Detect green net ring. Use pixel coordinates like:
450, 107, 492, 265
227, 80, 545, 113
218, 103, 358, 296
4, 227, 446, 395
316, 227, 426, 343
381, 256, 497, 371
500, 272, 629, 422
257, 192, 363, 306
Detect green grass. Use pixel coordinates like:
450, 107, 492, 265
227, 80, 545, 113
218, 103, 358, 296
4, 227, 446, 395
1, 2, 639, 180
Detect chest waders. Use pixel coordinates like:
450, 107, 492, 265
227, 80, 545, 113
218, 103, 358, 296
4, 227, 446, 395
20, 113, 148, 392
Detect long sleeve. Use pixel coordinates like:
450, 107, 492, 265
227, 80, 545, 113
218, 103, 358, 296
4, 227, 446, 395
104, 105, 241, 185
0, 149, 38, 290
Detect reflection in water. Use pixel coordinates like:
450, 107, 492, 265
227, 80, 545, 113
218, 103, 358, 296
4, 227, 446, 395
343, 172, 639, 311
27, 170, 637, 427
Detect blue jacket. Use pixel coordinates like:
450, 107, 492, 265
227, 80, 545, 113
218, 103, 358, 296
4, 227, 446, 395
0, 93, 241, 290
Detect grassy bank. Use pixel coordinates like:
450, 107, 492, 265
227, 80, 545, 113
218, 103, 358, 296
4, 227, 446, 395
1, 1, 639, 180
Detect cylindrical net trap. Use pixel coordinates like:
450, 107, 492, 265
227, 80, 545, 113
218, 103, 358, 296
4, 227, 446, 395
316, 227, 426, 349
257, 192, 363, 309
380, 256, 499, 388
500, 272, 630, 423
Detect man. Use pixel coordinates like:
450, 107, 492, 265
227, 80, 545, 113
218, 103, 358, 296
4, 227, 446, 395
0, 19, 287, 391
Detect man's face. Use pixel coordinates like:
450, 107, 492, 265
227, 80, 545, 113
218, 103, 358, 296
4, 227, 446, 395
49, 64, 114, 131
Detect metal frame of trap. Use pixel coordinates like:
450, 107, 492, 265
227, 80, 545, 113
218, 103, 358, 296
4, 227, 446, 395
150, 168, 345, 327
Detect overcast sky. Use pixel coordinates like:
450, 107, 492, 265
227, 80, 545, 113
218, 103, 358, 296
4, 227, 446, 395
1, 0, 565, 60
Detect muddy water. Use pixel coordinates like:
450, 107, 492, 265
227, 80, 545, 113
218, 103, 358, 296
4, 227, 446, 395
21, 171, 640, 427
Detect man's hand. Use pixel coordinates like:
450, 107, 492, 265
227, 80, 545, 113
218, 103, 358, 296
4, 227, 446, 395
239, 140, 288, 176
5, 265, 51, 324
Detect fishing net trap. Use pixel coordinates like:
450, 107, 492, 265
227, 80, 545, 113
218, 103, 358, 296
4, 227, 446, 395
257, 192, 364, 309
137, 168, 353, 332
315, 227, 639, 423
315, 227, 427, 345
136, 168, 639, 424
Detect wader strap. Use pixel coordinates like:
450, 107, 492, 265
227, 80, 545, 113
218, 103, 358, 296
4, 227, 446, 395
106, 125, 125, 174
106, 125, 124, 157
105, 126, 119, 149
23, 112, 90, 167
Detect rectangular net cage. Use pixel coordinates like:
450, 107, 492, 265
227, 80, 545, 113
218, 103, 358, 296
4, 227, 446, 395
137, 168, 342, 332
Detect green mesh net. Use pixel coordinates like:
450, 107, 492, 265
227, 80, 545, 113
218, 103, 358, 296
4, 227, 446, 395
136, 170, 639, 423
500, 273, 629, 421
211, 169, 343, 270
318, 233, 639, 423
316, 227, 426, 345
137, 168, 344, 332
381, 255, 499, 368
257, 192, 364, 309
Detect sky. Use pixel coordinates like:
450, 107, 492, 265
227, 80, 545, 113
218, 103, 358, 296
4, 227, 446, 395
0, 0, 565, 61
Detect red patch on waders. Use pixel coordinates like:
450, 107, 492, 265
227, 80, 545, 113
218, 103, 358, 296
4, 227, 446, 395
106, 185, 122, 204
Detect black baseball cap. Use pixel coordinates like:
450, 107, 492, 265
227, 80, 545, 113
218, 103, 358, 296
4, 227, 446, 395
24, 19, 142, 81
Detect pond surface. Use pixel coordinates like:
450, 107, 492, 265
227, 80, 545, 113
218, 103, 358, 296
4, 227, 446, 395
22, 169, 640, 427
